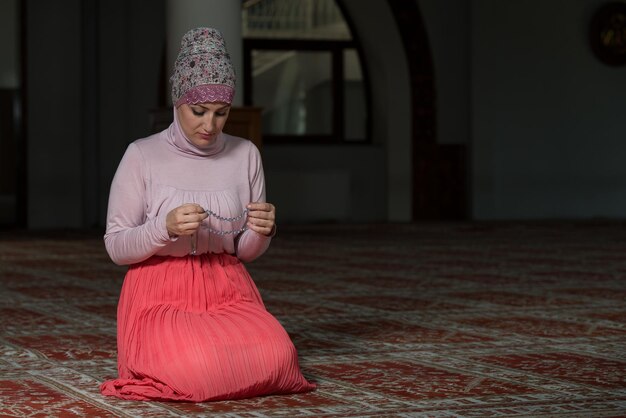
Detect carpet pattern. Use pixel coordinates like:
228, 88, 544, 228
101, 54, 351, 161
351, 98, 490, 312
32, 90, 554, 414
1, 222, 626, 417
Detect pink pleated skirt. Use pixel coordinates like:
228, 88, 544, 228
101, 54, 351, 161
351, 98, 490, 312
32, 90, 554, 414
100, 253, 315, 402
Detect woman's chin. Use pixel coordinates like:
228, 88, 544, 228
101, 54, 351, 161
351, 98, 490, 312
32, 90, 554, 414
192, 136, 216, 148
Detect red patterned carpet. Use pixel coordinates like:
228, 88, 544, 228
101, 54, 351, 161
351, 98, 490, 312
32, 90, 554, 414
1, 222, 626, 417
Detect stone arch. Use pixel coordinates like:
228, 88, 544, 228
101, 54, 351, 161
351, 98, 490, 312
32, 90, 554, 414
389, 0, 467, 219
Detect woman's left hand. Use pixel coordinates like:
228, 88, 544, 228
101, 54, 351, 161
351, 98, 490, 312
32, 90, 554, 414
247, 202, 276, 236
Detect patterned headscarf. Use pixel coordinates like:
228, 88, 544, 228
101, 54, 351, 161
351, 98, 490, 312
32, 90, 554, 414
170, 27, 236, 107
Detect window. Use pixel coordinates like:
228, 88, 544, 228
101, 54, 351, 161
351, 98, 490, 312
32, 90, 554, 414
242, 0, 370, 143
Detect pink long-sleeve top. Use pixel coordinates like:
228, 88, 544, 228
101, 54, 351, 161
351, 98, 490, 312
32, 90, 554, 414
104, 111, 271, 265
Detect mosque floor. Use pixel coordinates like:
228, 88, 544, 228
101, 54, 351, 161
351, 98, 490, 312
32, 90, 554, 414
1, 221, 625, 417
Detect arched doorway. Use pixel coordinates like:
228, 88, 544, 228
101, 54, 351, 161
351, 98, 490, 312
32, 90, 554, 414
388, 0, 467, 220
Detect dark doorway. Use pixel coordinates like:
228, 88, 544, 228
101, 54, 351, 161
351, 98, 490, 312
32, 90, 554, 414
0, 0, 26, 228
387, 0, 467, 220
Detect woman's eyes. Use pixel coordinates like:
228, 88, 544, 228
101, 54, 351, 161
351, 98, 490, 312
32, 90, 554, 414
192, 109, 227, 117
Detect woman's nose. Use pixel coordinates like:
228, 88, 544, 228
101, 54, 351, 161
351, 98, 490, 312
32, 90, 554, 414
203, 115, 214, 132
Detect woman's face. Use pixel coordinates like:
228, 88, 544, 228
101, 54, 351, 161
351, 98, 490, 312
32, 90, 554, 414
177, 102, 231, 148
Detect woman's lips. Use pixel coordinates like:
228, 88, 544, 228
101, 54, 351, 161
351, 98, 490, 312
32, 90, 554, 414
198, 133, 213, 140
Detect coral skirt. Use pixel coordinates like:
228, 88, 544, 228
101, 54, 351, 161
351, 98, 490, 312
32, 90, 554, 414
100, 253, 315, 402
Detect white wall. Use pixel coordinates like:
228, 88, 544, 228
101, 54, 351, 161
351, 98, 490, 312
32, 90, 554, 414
263, 145, 387, 223
471, 0, 626, 219
21, 0, 626, 228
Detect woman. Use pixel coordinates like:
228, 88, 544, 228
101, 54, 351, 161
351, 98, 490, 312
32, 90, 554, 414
100, 27, 315, 402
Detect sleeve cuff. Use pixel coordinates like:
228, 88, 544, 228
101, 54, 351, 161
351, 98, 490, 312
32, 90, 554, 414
156, 213, 178, 242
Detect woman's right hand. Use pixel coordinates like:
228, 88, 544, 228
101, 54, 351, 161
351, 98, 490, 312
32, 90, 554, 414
166, 203, 208, 238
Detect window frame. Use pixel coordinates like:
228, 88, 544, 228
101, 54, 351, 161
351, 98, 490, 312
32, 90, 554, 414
243, 38, 371, 144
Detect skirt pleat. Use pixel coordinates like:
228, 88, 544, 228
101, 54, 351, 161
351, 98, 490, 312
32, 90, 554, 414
100, 253, 315, 402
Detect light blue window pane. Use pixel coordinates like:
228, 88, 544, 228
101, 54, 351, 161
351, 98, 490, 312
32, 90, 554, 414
252, 50, 332, 135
